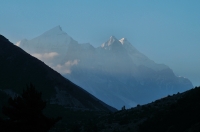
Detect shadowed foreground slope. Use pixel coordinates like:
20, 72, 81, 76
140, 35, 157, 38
79, 86, 200, 132
1, 84, 61, 132
0, 34, 116, 112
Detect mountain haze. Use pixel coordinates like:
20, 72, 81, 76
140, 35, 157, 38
16, 26, 193, 109
0, 34, 114, 112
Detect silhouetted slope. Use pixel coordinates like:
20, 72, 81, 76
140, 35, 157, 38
0, 34, 116, 112
79, 86, 200, 131
139, 86, 200, 132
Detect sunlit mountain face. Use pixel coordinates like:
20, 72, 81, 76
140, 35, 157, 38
16, 26, 193, 109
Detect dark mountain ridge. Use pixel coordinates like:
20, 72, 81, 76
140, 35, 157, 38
0, 34, 116, 112
79, 86, 200, 132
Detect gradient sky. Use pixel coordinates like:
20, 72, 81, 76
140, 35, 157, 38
1, 0, 200, 86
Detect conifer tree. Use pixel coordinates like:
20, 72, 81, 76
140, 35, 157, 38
2, 84, 61, 132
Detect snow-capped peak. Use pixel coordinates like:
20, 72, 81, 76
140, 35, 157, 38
119, 38, 130, 45
101, 36, 122, 50
119, 37, 127, 42
119, 37, 138, 52
15, 26, 77, 55
108, 36, 118, 43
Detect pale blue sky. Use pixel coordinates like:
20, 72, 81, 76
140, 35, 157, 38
1, 0, 200, 86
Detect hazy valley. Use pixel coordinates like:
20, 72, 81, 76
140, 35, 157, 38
16, 26, 193, 109
0, 32, 199, 131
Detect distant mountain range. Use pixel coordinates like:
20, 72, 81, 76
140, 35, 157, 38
0, 34, 115, 112
16, 26, 193, 109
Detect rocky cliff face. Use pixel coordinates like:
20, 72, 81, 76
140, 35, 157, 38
0, 34, 114, 112
16, 26, 193, 109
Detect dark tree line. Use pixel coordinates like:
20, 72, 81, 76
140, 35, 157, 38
0, 84, 61, 132
139, 86, 200, 132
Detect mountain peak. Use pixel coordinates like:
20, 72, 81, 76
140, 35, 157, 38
16, 26, 76, 54
51, 25, 62, 31
106, 36, 118, 46
119, 38, 129, 45
41, 25, 64, 36
101, 36, 122, 49
109, 36, 117, 41
119, 37, 127, 41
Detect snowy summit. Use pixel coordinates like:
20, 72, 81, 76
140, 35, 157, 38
16, 26, 193, 109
